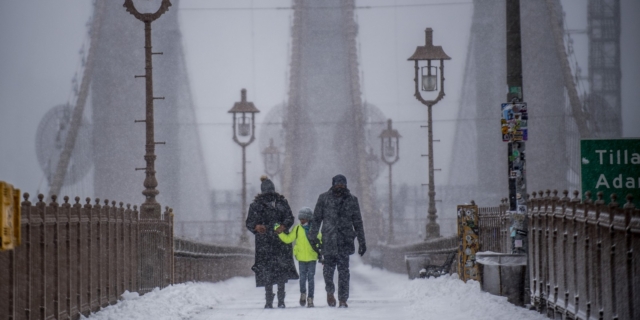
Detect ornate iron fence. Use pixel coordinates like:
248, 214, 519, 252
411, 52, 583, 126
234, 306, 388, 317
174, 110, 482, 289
474, 190, 639, 319
477, 200, 510, 253
0, 193, 255, 320
0, 193, 140, 319
528, 190, 639, 320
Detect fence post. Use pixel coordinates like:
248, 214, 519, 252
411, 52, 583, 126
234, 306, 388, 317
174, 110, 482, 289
600, 194, 617, 319
528, 192, 537, 308
62, 196, 72, 319
123, 204, 131, 294
169, 209, 174, 286
118, 202, 124, 298
18, 193, 31, 320
610, 195, 632, 319
628, 199, 640, 320
569, 190, 580, 316
108, 200, 116, 305
74, 196, 84, 317
132, 205, 138, 293
138, 208, 164, 294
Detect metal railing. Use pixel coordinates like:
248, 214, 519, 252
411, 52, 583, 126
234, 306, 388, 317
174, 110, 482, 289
173, 238, 254, 284
474, 190, 639, 319
0, 193, 254, 320
528, 191, 639, 320
0, 193, 140, 319
477, 200, 510, 253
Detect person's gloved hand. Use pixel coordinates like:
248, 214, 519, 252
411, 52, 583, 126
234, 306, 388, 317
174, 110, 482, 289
358, 243, 366, 256
254, 224, 266, 234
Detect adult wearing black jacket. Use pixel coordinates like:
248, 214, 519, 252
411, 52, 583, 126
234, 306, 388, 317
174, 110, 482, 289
246, 176, 299, 308
308, 174, 366, 308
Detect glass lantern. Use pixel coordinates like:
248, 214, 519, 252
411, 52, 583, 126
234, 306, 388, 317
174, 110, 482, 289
421, 66, 438, 91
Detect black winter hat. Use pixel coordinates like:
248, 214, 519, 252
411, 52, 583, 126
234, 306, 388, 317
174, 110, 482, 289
332, 174, 347, 186
260, 175, 275, 193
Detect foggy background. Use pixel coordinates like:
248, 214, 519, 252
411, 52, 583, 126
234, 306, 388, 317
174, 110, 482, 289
1, 0, 639, 243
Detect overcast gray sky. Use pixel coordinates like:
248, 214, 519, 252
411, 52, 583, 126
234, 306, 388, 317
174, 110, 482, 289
0, 0, 638, 198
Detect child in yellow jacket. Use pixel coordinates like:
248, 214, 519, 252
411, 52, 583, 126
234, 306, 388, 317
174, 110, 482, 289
275, 207, 321, 308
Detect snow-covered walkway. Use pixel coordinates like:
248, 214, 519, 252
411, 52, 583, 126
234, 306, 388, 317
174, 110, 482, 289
83, 257, 546, 320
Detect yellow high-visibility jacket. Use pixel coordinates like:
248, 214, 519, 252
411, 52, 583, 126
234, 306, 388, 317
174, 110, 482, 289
277, 224, 322, 262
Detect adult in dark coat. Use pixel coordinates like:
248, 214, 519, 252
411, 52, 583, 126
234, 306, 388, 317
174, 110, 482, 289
246, 176, 299, 308
308, 174, 366, 308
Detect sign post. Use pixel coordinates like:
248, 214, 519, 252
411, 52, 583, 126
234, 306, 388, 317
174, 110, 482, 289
580, 139, 640, 207
0, 181, 21, 251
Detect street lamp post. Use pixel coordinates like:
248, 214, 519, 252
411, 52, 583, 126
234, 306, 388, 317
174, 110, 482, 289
366, 147, 380, 181
124, 0, 172, 219
229, 89, 259, 245
379, 119, 400, 243
408, 28, 451, 240
262, 138, 281, 180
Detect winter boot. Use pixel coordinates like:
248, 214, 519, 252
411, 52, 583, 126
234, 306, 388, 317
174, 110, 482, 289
307, 297, 314, 308
339, 300, 348, 308
299, 293, 307, 306
265, 293, 275, 309
277, 292, 286, 308
327, 293, 336, 307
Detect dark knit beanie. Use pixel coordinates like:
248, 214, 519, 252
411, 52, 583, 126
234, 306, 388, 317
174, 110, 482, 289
332, 174, 347, 187
260, 175, 275, 193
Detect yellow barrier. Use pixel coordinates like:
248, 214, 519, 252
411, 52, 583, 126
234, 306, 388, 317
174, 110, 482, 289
0, 181, 21, 251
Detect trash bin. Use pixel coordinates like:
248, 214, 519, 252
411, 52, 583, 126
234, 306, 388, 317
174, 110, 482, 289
475, 251, 527, 306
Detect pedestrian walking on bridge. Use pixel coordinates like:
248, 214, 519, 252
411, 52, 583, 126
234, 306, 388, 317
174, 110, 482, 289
246, 176, 299, 308
308, 174, 366, 308
275, 207, 322, 308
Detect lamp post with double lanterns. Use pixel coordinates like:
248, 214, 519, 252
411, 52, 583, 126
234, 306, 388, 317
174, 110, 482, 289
123, 0, 172, 219
262, 138, 281, 180
408, 28, 451, 240
228, 88, 259, 245
379, 119, 401, 243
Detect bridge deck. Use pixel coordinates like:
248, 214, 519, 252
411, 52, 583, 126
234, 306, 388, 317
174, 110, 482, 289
84, 257, 545, 320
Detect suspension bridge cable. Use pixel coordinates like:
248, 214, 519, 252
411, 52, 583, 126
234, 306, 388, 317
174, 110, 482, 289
179, 2, 473, 11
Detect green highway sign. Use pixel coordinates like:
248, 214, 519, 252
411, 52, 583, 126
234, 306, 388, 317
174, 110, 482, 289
581, 139, 640, 207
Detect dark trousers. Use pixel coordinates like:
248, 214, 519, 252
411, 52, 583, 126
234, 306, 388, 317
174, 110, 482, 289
323, 253, 350, 302
299, 261, 316, 298
265, 281, 285, 302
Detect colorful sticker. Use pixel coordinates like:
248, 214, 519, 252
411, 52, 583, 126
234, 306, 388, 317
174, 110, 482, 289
501, 102, 528, 142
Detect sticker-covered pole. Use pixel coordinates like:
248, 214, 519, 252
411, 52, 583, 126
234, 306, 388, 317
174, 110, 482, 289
507, 0, 524, 211
506, 0, 527, 252
506, 0, 529, 306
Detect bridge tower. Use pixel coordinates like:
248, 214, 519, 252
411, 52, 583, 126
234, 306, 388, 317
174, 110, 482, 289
447, 0, 573, 206
282, 0, 378, 239
587, 0, 622, 137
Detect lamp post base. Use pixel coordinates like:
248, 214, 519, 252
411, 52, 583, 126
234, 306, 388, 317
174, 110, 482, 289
140, 202, 162, 220
425, 221, 441, 240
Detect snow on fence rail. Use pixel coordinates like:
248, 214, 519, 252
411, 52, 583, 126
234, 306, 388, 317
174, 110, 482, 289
0, 193, 254, 320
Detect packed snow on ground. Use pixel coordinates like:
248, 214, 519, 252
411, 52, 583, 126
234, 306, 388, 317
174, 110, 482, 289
83, 257, 546, 320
